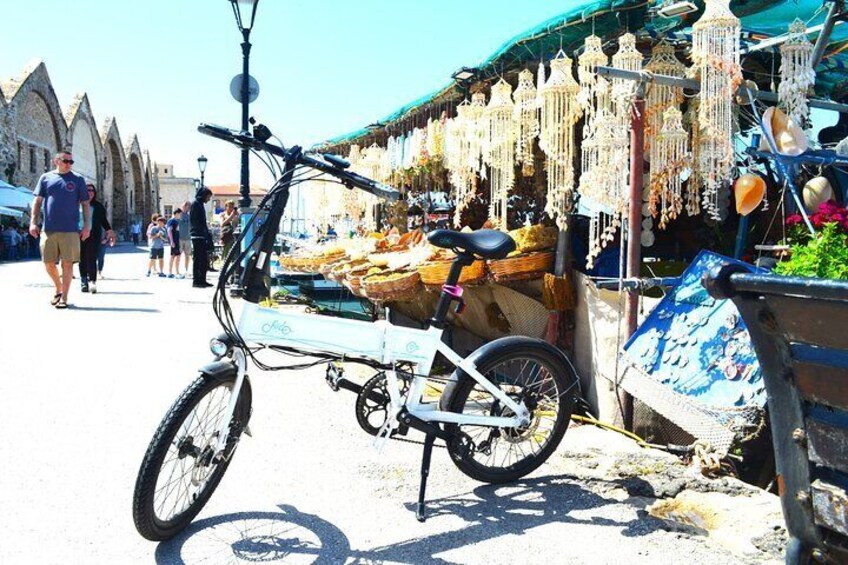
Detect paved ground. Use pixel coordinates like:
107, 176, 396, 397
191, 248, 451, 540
0, 246, 782, 564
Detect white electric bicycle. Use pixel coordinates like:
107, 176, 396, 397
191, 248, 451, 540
132, 122, 579, 541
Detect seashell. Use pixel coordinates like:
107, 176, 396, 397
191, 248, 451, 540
758, 106, 808, 156
734, 174, 766, 216
802, 176, 833, 214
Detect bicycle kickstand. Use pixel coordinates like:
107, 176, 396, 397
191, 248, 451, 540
416, 433, 436, 522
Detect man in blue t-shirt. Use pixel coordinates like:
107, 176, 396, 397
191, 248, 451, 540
30, 150, 91, 309
166, 209, 183, 278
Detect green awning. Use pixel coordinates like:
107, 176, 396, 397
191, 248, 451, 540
321, 0, 848, 149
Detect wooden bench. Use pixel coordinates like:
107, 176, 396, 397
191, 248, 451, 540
706, 265, 848, 564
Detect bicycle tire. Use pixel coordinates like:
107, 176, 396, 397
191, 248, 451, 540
133, 372, 252, 541
441, 341, 576, 484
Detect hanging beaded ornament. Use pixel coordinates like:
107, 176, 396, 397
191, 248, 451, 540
482, 79, 517, 230
577, 35, 612, 205
539, 53, 582, 229
644, 41, 686, 150
649, 107, 690, 229
468, 91, 487, 176
692, 0, 742, 220
514, 68, 540, 177
779, 19, 815, 129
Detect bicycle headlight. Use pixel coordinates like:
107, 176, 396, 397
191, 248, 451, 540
210, 337, 230, 358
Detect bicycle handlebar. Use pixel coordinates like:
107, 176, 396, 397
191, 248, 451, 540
197, 122, 400, 202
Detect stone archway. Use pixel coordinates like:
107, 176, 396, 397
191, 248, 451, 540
130, 153, 145, 222
109, 140, 127, 234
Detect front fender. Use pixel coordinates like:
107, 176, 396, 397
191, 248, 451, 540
199, 359, 238, 383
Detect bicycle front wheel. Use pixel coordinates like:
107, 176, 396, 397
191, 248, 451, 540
441, 341, 576, 484
132, 372, 252, 541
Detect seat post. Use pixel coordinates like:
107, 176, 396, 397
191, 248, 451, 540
430, 253, 473, 328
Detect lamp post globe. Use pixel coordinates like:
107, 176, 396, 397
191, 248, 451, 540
229, 0, 259, 210
197, 155, 208, 192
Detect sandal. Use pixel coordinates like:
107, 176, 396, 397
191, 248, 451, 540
50, 293, 63, 306
55, 299, 68, 309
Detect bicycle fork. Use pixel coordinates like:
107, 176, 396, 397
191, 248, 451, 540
213, 348, 251, 458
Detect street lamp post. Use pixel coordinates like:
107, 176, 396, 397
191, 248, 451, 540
229, 0, 259, 210
197, 155, 208, 192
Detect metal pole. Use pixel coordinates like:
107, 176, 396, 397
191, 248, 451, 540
239, 31, 252, 210
812, 0, 844, 69
622, 87, 646, 432
595, 66, 848, 114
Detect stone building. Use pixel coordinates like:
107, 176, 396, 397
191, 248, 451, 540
0, 59, 161, 237
157, 163, 197, 219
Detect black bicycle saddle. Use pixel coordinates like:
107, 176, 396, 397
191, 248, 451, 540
427, 229, 516, 260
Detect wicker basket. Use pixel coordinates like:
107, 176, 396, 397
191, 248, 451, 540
488, 252, 554, 282
362, 271, 421, 302
417, 259, 487, 287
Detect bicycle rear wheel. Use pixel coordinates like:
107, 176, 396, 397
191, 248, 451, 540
133, 372, 252, 541
441, 341, 576, 483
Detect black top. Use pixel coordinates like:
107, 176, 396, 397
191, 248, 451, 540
189, 199, 210, 240
90, 200, 111, 242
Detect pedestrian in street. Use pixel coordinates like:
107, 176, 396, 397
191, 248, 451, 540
178, 200, 192, 276
78, 183, 115, 293
220, 200, 239, 261
190, 187, 213, 288
147, 217, 167, 277
131, 221, 141, 245
166, 209, 183, 278
29, 150, 90, 309
2, 224, 19, 260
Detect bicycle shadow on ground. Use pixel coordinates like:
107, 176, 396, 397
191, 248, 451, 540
154, 475, 668, 564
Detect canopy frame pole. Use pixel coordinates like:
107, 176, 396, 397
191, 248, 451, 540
812, 0, 846, 69
595, 66, 848, 114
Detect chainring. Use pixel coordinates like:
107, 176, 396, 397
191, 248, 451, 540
355, 371, 410, 436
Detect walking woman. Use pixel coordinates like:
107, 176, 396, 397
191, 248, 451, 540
79, 183, 115, 293
220, 200, 239, 261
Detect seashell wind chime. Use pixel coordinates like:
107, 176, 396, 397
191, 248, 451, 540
445, 100, 478, 225
482, 79, 516, 230
644, 41, 686, 149
539, 53, 582, 230
514, 68, 540, 177
778, 19, 815, 129
649, 108, 690, 229
692, 0, 741, 220
580, 34, 641, 266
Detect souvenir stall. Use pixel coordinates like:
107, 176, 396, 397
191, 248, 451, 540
278, 0, 848, 463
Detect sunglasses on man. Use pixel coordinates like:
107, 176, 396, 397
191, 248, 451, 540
60, 158, 74, 164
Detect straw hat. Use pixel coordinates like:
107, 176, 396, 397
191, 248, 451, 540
734, 173, 767, 216
802, 176, 833, 213
758, 106, 808, 156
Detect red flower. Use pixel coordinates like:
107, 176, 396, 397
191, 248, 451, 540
786, 213, 803, 227
811, 214, 825, 229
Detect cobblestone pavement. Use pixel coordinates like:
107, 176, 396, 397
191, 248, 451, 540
0, 247, 782, 564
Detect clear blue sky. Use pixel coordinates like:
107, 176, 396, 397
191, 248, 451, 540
1, 1, 570, 188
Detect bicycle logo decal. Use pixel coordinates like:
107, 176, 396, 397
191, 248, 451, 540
262, 320, 292, 337
406, 341, 420, 354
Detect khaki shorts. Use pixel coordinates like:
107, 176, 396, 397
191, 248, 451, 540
179, 239, 192, 253
41, 231, 81, 264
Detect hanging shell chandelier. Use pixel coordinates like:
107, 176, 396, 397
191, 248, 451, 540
539, 53, 582, 230
649, 108, 690, 229
583, 110, 630, 268
692, 0, 742, 220
577, 34, 612, 200
445, 100, 478, 226
468, 91, 487, 175
482, 79, 517, 230
611, 33, 643, 126
644, 41, 686, 149
514, 68, 540, 177
779, 18, 815, 129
